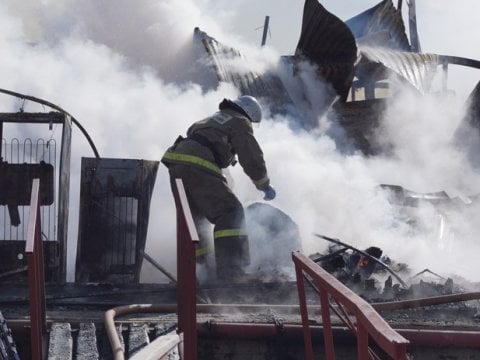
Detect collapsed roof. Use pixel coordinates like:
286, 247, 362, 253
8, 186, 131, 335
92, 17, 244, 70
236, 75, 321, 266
192, 0, 480, 155
193, 27, 296, 118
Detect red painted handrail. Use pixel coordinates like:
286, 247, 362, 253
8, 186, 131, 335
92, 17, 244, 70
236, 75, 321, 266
173, 178, 199, 360
292, 251, 410, 360
25, 178, 47, 360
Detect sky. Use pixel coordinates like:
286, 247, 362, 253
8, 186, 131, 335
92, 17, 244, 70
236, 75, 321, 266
1, 0, 480, 286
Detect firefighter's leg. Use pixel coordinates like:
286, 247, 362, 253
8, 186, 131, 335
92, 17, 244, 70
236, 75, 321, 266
193, 217, 213, 264
168, 166, 213, 268
211, 204, 249, 274
193, 217, 216, 282
202, 184, 249, 278
170, 165, 250, 278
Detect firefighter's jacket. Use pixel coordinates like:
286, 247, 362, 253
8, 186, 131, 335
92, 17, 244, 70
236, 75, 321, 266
162, 109, 270, 190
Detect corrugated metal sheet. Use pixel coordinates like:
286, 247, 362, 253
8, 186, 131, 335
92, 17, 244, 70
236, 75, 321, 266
294, 0, 357, 101
346, 0, 411, 51
358, 47, 439, 93
193, 27, 295, 116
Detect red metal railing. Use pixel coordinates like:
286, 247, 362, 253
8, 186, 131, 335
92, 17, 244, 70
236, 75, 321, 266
173, 178, 199, 360
292, 251, 410, 360
25, 178, 47, 360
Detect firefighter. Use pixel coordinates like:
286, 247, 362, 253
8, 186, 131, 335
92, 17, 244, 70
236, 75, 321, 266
162, 95, 276, 281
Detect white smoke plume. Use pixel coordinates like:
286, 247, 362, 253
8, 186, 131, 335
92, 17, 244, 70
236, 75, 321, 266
0, 0, 479, 286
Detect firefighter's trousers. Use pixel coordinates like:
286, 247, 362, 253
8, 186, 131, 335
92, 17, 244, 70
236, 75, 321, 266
168, 164, 250, 274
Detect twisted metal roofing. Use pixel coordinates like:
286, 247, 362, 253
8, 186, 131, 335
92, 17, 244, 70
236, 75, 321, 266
191, 0, 480, 149
346, 0, 411, 51
293, 1, 440, 94
193, 27, 295, 116
358, 47, 439, 93
294, 0, 357, 101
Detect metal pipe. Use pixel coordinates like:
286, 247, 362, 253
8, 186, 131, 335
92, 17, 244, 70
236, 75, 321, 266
397, 329, 480, 348
0, 266, 28, 279
442, 62, 449, 91
408, 0, 421, 52
143, 252, 177, 284
261, 16, 270, 47
0, 88, 100, 158
198, 322, 480, 349
104, 304, 177, 360
438, 55, 480, 69
372, 291, 480, 311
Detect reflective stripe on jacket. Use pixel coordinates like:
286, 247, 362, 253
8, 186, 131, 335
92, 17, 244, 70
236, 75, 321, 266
162, 150, 222, 176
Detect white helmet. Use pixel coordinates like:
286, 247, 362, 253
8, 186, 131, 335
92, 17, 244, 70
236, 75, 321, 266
233, 95, 262, 123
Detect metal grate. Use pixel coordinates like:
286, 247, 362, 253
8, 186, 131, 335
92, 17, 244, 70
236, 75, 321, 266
103, 195, 138, 269
0, 138, 57, 242
76, 158, 159, 283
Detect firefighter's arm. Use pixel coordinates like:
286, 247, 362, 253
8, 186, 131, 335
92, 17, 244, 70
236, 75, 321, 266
230, 121, 270, 190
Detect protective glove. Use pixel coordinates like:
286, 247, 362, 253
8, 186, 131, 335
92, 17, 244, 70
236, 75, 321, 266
262, 185, 276, 201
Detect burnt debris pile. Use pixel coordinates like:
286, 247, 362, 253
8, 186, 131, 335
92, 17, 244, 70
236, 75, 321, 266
310, 235, 478, 306
0, 311, 19, 360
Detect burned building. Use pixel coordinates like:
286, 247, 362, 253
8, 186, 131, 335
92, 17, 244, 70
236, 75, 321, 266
1, 0, 480, 359
193, 0, 480, 155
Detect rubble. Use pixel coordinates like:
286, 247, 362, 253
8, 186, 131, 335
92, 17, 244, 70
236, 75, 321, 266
310, 235, 479, 305
0, 311, 19, 360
